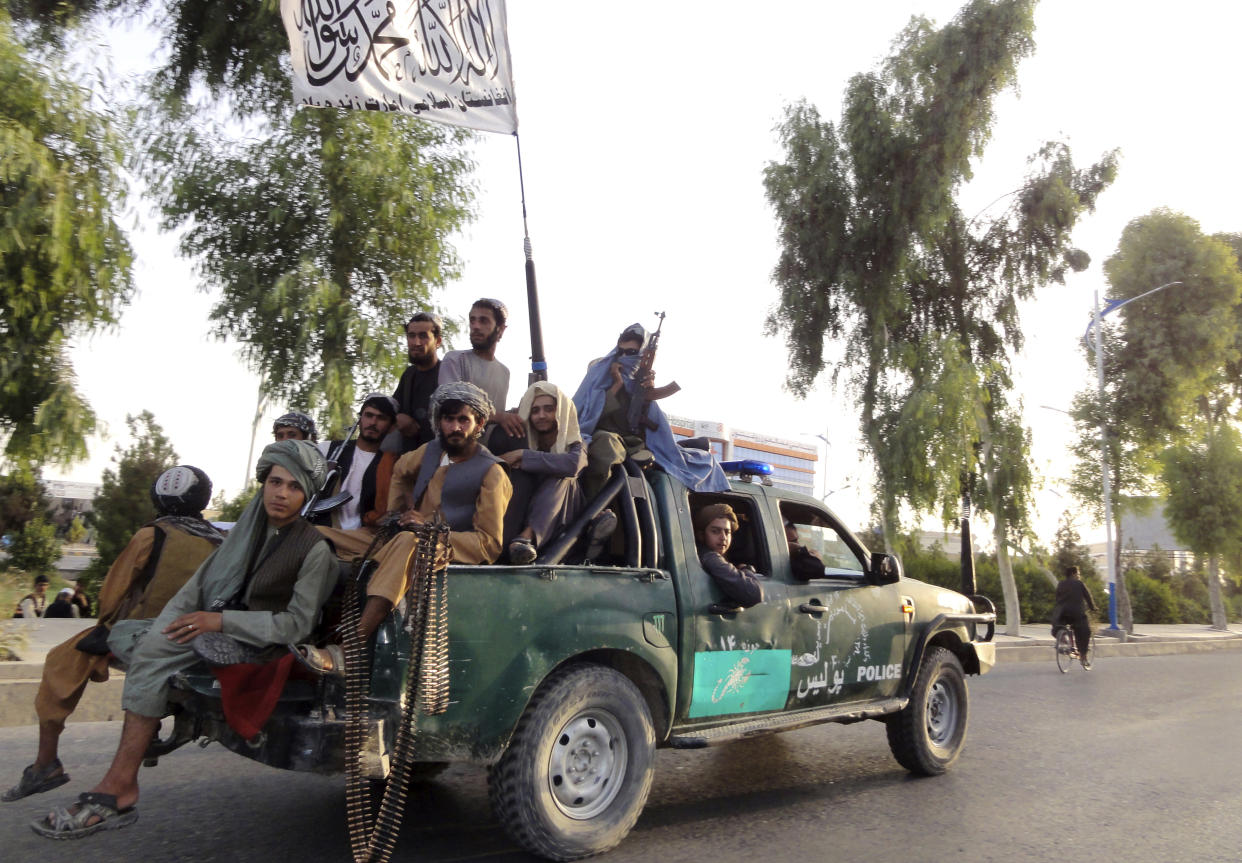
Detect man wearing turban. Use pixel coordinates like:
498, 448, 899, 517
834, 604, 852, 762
5, 466, 224, 804
358, 382, 512, 638
33, 441, 335, 840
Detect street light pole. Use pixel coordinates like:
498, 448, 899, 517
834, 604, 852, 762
1085, 281, 1182, 631
816, 433, 831, 500
1093, 289, 1119, 630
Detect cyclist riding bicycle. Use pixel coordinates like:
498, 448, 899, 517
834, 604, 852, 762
1051, 565, 1097, 669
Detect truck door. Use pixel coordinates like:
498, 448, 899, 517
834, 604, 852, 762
773, 498, 907, 709
678, 491, 795, 723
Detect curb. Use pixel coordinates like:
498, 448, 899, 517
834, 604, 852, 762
994, 636, 1242, 663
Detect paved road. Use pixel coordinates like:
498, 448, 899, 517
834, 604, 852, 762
1, 652, 1239, 862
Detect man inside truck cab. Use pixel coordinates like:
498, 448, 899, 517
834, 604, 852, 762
694, 503, 764, 608
357, 382, 513, 639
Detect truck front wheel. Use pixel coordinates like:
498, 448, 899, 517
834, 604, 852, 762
489, 663, 655, 861
885, 646, 968, 776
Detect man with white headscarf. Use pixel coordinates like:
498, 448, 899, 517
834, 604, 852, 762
357, 382, 512, 639
32, 441, 335, 840
496, 382, 587, 565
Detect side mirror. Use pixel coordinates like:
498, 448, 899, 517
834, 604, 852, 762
869, 552, 902, 585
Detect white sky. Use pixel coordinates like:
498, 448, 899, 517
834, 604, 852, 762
47, 0, 1242, 549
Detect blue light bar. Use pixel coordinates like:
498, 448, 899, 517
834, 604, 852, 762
720, 459, 774, 476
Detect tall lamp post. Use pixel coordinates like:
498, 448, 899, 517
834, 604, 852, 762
1084, 281, 1182, 630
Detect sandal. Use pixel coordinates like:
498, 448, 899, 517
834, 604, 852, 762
509, 537, 537, 565
292, 643, 345, 676
3, 759, 70, 802
31, 792, 138, 840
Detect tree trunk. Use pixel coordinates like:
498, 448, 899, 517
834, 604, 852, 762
991, 498, 1022, 636
1112, 509, 1132, 632
1207, 554, 1228, 630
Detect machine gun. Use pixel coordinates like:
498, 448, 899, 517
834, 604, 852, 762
627, 311, 681, 433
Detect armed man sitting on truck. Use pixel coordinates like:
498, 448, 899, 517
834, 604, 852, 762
311, 393, 399, 557
694, 503, 764, 608
573, 322, 728, 502
356, 382, 512, 640
4, 467, 223, 804
31, 441, 335, 840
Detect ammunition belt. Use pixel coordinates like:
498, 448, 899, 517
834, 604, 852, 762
342, 518, 451, 863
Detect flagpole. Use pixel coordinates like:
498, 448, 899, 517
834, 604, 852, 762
514, 132, 547, 384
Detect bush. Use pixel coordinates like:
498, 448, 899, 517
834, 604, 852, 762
1126, 571, 1179, 624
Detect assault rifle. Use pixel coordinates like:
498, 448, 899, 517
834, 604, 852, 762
301, 413, 361, 519
627, 312, 681, 433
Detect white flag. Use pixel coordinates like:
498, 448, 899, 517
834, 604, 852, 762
280, 0, 518, 134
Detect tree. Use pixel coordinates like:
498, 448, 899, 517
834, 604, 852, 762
79, 411, 177, 596
1069, 210, 1242, 630
1050, 510, 1098, 583
129, 2, 475, 434
763, 0, 1117, 634
4, 516, 60, 576
0, 8, 133, 466
0, 467, 51, 537
210, 482, 257, 522
1162, 420, 1242, 629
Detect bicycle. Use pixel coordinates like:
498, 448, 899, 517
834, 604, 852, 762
1053, 623, 1096, 673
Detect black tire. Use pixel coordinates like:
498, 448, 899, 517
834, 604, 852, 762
488, 664, 655, 861
1056, 627, 1076, 673
885, 647, 969, 775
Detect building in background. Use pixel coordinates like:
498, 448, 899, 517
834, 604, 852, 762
666, 415, 818, 496
1086, 498, 1194, 573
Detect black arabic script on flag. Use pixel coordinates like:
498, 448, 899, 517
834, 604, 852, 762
282, 0, 518, 134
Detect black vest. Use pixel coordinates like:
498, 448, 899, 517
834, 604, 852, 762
243, 519, 326, 613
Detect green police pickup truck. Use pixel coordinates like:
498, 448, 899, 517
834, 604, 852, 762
162, 458, 995, 860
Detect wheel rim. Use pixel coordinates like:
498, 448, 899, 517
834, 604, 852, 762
547, 708, 628, 820
1056, 632, 1074, 673
925, 678, 959, 748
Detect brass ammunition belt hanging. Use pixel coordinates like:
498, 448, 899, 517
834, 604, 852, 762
341, 518, 451, 863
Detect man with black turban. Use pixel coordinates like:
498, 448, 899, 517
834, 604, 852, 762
32, 442, 335, 840
357, 382, 512, 638
273, 410, 317, 442
4, 466, 224, 804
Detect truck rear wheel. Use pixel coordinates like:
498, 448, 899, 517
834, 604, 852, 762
885, 646, 968, 775
489, 663, 655, 861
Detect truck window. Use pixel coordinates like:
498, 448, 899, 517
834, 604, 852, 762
780, 503, 866, 579
687, 492, 770, 575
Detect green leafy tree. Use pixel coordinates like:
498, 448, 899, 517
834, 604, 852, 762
0, 8, 133, 466
66, 515, 87, 544
1162, 421, 1242, 629
1070, 210, 1242, 630
0, 467, 51, 536
4, 516, 60, 575
763, 0, 1117, 633
210, 482, 257, 522
79, 411, 177, 596
127, 2, 475, 433
1050, 510, 1099, 583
